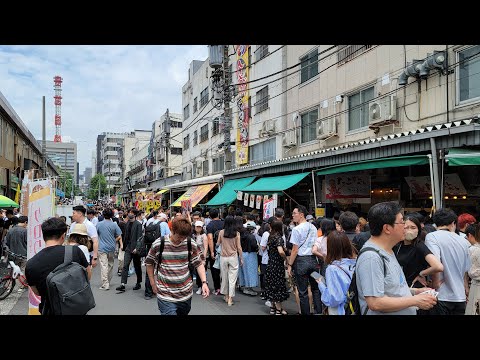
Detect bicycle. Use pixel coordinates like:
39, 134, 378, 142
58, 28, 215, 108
0, 248, 28, 300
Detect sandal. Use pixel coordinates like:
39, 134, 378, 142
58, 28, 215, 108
270, 306, 276, 315
275, 308, 288, 315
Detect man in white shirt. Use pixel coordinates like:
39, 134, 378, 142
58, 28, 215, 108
87, 209, 98, 226
70, 205, 99, 268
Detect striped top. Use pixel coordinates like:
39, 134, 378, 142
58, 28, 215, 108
145, 237, 203, 302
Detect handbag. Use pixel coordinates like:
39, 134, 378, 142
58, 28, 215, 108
134, 235, 147, 257
213, 244, 221, 269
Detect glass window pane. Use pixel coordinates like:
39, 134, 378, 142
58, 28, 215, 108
459, 45, 480, 102
348, 93, 361, 130
361, 87, 375, 127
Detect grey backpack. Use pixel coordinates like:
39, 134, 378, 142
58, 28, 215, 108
44, 245, 96, 315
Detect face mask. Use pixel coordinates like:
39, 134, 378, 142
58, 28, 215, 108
128, 214, 135, 220
404, 230, 418, 241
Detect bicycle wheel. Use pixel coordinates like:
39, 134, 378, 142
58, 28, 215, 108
0, 276, 15, 300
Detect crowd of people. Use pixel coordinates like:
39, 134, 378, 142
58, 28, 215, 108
1, 200, 479, 316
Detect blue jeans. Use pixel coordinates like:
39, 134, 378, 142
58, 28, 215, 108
293, 255, 323, 315
157, 298, 192, 315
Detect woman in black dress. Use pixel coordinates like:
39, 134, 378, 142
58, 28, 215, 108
264, 220, 289, 315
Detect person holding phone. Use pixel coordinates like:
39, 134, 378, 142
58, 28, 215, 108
315, 231, 356, 315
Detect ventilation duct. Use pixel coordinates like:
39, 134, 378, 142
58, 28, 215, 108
398, 59, 423, 86
419, 51, 446, 78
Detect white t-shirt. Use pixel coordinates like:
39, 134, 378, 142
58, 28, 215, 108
260, 231, 270, 265
146, 218, 160, 227
69, 218, 98, 255
289, 221, 317, 257
78, 245, 91, 263
90, 217, 99, 226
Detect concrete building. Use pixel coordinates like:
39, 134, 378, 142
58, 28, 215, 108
125, 130, 152, 189
43, 140, 77, 184
84, 167, 92, 184
0, 91, 58, 198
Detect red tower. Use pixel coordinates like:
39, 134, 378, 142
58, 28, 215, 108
53, 75, 62, 142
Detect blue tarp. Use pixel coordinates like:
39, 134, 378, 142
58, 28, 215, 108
56, 188, 65, 198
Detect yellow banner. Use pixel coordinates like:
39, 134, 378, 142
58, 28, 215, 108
236, 45, 250, 165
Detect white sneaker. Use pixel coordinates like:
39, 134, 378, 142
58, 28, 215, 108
196, 288, 203, 295
265, 300, 272, 307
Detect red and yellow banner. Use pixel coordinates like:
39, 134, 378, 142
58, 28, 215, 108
236, 45, 250, 166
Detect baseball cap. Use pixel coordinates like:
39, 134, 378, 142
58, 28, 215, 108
245, 220, 256, 228
70, 223, 89, 236
159, 213, 168, 220
194, 220, 204, 227
306, 214, 314, 221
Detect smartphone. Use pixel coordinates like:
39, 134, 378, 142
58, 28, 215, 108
310, 271, 321, 280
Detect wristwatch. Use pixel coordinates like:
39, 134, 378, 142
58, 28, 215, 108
93, 257, 98, 260
202, 280, 208, 284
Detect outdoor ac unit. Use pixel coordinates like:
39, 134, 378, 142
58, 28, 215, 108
282, 131, 297, 148
317, 117, 337, 140
368, 95, 397, 126
261, 120, 276, 135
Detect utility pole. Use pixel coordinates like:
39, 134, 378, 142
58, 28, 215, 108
223, 45, 232, 171
108, 161, 111, 198
42, 96, 47, 177
164, 109, 170, 180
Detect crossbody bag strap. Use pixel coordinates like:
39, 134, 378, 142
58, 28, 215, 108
334, 263, 352, 280
156, 236, 165, 275
298, 224, 313, 250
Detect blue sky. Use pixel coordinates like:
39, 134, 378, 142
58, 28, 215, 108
0, 45, 208, 175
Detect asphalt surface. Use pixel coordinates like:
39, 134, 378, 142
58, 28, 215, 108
3, 257, 299, 315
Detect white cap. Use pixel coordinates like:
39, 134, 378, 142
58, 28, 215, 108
194, 220, 204, 227
159, 213, 168, 220
306, 214, 314, 220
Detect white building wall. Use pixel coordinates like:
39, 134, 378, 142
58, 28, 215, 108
152, 112, 183, 180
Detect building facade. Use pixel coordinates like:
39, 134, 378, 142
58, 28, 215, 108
44, 140, 78, 184
125, 130, 152, 189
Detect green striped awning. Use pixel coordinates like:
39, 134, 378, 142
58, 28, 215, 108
236, 173, 310, 195
316, 155, 430, 175
446, 148, 480, 166
206, 177, 256, 206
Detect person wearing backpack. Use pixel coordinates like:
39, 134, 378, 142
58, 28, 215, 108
315, 231, 356, 315
25, 217, 91, 315
355, 201, 438, 315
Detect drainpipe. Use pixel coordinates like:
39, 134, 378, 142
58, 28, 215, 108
427, 154, 436, 211
311, 170, 317, 216
430, 138, 442, 211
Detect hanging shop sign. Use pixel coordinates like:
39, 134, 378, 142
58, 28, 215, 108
325, 174, 371, 200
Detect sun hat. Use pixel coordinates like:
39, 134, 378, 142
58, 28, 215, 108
194, 220, 204, 227
70, 223, 89, 236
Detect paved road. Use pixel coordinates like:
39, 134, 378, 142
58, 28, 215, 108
4, 257, 299, 315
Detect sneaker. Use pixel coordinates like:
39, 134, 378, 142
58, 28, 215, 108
99, 285, 109, 290
144, 294, 153, 300
133, 283, 141, 290
265, 300, 272, 307
116, 284, 126, 292
214, 289, 221, 295
196, 288, 203, 295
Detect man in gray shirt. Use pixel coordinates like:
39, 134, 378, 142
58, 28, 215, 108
356, 202, 437, 315
425, 208, 471, 315
5, 216, 28, 282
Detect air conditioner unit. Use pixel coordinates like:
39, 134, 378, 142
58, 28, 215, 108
261, 120, 276, 135
282, 131, 297, 148
368, 95, 397, 126
317, 118, 337, 140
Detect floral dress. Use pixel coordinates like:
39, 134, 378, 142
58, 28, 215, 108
264, 234, 289, 303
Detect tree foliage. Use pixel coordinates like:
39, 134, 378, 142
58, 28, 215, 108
88, 174, 107, 199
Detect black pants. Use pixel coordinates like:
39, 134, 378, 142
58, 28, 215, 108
121, 249, 142, 285
206, 256, 221, 290
428, 300, 466, 315
293, 255, 323, 315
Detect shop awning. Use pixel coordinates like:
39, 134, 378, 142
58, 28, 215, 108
446, 148, 480, 166
236, 173, 310, 195
316, 155, 430, 176
156, 189, 168, 195
206, 177, 256, 206
171, 183, 217, 207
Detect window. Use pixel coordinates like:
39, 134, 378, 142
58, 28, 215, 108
171, 121, 182, 128
213, 155, 225, 173
337, 45, 373, 65
183, 135, 189, 150
255, 86, 269, 113
301, 109, 318, 143
200, 124, 208, 142
255, 45, 268, 62
300, 49, 319, 84
193, 130, 198, 146
170, 147, 182, 155
193, 97, 198, 113
183, 104, 190, 120
249, 138, 276, 165
458, 45, 480, 103
348, 86, 374, 131
212, 118, 220, 136
203, 159, 209, 175
200, 87, 209, 107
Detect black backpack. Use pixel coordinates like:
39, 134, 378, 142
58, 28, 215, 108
156, 237, 195, 280
144, 221, 161, 245
344, 247, 387, 315
44, 245, 96, 315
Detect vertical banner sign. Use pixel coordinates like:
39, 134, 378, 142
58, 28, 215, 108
263, 198, 274, 219
27, 179, 55, 315
20, 170, 34, 216
237, 191, 243, 201
236, 45, 250, 166
244, 193, 249, 206
256, 195, 262, 209
249, 194, 255, 208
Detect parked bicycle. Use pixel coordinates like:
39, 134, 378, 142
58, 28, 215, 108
0, 248, 28, 300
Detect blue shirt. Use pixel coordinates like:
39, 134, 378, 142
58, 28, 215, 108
160, 221, 170, 237
96, 219, 122, 253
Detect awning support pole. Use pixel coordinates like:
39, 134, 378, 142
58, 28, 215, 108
427, 154, 436, 212
282, 191, 301, 207
311, 170, 318, 215
430, 138, 442, 211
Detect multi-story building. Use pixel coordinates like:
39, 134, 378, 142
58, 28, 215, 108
44, 141, 77, 184
125, 130, 152, 189
91, 150, 96, 177
220, 45, 480, 216
84, 167, 92, 184
0, 91, 58, 198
